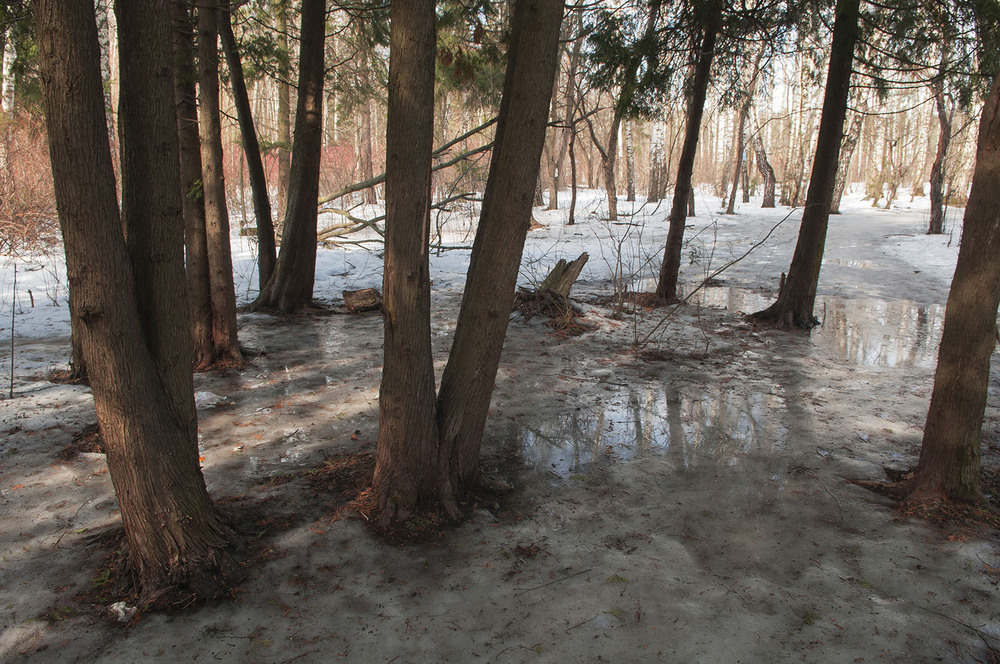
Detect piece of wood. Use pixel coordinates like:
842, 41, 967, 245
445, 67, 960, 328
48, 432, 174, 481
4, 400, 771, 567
539, 252, 588, 298
343, 288, 382, 313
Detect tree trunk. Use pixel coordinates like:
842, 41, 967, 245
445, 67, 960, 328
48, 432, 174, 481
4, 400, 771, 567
171, 0, 214, 369
831, 101, 865, 214
928, 77, 953, 235
568, 118, 578, 225
371, 0, 441, 524
435, 0, 565, 501
726, 98, 751, 214
625, 119, 636, 202
38, 0, 239, 603
654, 26, 716, 302
2, 26, 14, 115
901, 74, 1000, 503
274, 0, 291, 225
752, 132, 776, 208
197, 1, 243, 363
648, 120, 665, 202
750, 0, 860, 328
252, 0, 325, 313
219, 0, 276, 287
120, 0, 199, 438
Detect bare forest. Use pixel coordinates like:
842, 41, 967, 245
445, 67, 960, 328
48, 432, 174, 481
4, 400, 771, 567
2, 0, 1000, 661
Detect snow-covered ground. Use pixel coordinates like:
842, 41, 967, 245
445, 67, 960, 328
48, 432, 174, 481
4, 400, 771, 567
4, 186, 999, 664
0, 186, 963, 387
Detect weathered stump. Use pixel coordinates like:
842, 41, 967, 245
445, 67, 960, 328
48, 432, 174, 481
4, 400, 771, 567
343, 288, 382, 313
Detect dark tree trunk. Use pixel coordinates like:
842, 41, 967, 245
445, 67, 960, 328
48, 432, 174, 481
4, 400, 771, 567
252, 0, 325, 312
436, 0, 565, 499
928, 78, 953, 235
38, 0, 239, 603
119, 0, 199, 437
568, 119, 578, 225
219, 0, 276, 286
372, 0, 441, 523
831, 103, 864, 214
901, 74, 1000, 502
752, 132, 776, 208
750, 0, 859, 328
655, 26, 716, 302
171, 0, 214, 369
197, 1, 242, 363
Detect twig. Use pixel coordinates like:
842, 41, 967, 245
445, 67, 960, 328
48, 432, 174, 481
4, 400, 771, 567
915, 604, 1000, 647
9, 263, 15, 399
637, 209, 796, 347
513, 567, 591, 596
791, 467, 844, 511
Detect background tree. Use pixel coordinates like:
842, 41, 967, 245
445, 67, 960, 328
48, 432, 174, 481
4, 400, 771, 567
253, 0, 326, 313
750, 0, 860, 328
171, 0, 214, 368
220, 0, 277, 286
37, 0, 239, 603
197, 0, 243, 363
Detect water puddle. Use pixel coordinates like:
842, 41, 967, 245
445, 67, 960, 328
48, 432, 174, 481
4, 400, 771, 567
518, 382, 789, 480
689, 285, 943, 368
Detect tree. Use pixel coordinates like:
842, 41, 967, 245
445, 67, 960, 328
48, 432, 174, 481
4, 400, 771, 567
654, 21, 717, 302
371, 0, 440, 523
252, 0, 326, 313
198, 0, 243, 363
373, 0, 566, 521
219, 0, 277, 286
36, 0, 239, 603
171, 0, 214, 368
749, 0, 860, 328
897, 72, 1000, 502
584, 0, 663, 222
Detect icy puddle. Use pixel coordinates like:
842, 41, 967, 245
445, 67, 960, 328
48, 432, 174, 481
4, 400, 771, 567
518, 382, 790, 480
693, 285, 944, 367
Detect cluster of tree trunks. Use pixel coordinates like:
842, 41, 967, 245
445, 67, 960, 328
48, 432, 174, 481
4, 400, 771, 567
373, 0, 565, 522
36, 0, 241, 603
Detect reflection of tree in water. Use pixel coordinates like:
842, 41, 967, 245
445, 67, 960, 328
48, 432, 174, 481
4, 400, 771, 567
519, 380, 789, 478
818, 298, 944, 368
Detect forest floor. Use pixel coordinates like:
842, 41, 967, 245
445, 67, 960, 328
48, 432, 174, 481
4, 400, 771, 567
1, 190, 999, 663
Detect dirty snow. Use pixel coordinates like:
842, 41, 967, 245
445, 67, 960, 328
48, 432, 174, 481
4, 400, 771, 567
2, 187, 999, 663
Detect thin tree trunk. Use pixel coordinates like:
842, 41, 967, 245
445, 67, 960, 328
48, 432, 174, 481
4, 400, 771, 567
171, 0, 214, 368
648, 120, 665, 202
928, 77, 953, 234
753, 131, 776, 207
2, 26, 15, 116
655, 26, 716, 302
38, 0, 239, 603
197, 1, 242, 363
372, 0, 439, 524
726, 98, 751, 214
219, 0, 276, 286
750, 0, 860, 328
901, 74, 1000, 503
436, 0, 565, 501
568, 118, 578, 225
625, 119, 636, 202
274, 0, 291, 224
831, 101, 865, 214
252, 0, 325, 313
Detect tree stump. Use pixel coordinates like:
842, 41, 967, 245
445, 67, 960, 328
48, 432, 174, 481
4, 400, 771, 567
539, 252, 588, 297
343, 288, 382, 313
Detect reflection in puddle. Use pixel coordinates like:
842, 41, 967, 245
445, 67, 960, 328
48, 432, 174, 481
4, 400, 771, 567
692, 286, 943, 368
520, 383, 788, 479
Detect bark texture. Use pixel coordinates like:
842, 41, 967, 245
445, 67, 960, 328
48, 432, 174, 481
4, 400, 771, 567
252, 0, 325, 313
749, 0, 859, 328
38, 0, 238, 603
372, 0, 441, 523
436, 0, 565, 497
197, 0, 243, 363
118, 0, 198, 441
928, 77, 953, 235
902, 75, 1000, 502
655, 26, 717, 302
